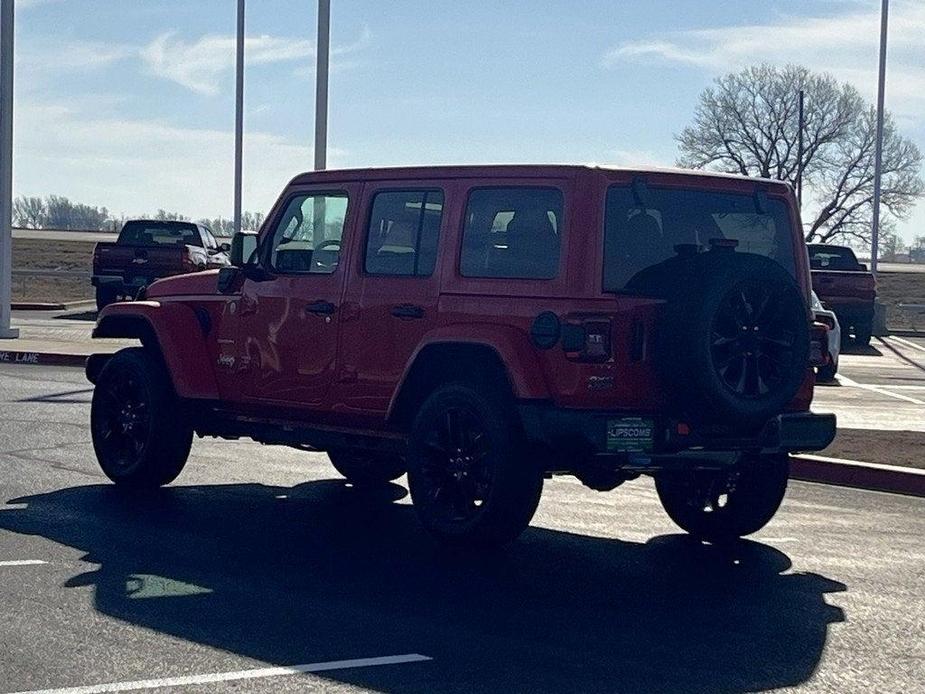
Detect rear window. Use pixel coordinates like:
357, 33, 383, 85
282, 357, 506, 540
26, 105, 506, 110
118, 221, 201, 247
807, 245, 861, 271
460, 187, 563, 279
603, 185, 795, 292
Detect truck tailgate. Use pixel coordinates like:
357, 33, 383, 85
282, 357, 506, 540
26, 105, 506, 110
811, 270, 876, 303
94, 243, 189, 278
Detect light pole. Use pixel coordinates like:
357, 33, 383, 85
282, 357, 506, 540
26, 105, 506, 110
0, 0, 18, 338
314, 0, 330, 171
233, 0, 245, 236
870, 0, 889, 276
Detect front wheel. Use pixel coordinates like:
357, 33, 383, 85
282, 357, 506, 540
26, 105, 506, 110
406, 383, 543, 546
328, 449, 406, 486
91, 347, 192, 488
655, 454, 789, 542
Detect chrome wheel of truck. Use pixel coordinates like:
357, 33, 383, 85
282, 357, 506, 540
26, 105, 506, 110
91, 347, 192, 488
655, 454, 789, 542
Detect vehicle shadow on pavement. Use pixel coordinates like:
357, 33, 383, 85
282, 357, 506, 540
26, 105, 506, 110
0, 481, 846, 694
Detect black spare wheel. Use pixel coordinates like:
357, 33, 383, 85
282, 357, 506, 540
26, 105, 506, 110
633, 251, 810, 425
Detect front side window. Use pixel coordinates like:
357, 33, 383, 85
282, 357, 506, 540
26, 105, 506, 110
460, 187, 563, 279
603, 185, 796, 292
365, 190, 444, 276
268, 193, 348, 274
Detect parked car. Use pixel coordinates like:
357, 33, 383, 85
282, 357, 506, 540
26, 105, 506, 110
812, 291, 841, 382
806, 244, 876, 346
86, 165, 835, 546
91, 220, 230, 311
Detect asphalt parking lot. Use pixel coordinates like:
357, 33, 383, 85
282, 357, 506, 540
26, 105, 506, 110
1, 362, 923, 693
813, 334, 925, 433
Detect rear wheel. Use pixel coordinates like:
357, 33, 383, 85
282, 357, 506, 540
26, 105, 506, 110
817, 356, 838, 382
91, 347, 192, 488
406, 383, 542, 546
328, 449, 405, 486
655, 454, 789, 542
95, 285, 118, 312
853, 323, 872, 347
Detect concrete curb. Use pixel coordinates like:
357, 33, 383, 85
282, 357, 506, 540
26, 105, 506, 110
791, 454, 925, 498
0, 349, 88, 368
11, 300, 96, 311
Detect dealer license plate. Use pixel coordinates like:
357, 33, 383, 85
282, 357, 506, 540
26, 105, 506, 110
606, 417, 655, 453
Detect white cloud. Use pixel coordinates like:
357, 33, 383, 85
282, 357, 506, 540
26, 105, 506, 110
14, 100, 347, 219
140, 28, 371, 96
602, 1, 925, 122
19, 39, 135, 73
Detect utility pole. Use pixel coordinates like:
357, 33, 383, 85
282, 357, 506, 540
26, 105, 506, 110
314, 0, 330, 171
796, 89, 804, 209
870, 0, 889, 276
0, 0, 18, 338
233, 0, 245, 236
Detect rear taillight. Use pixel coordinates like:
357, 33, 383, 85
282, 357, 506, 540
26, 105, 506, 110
810, 322, 829, 367
562, 318, 612, 363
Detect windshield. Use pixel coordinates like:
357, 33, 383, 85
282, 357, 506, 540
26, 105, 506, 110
118, 221, 202, 247
603, 185, 796, 292
807, 244, 861, 271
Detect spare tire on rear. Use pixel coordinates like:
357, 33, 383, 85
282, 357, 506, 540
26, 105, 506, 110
631, 250, 810, 426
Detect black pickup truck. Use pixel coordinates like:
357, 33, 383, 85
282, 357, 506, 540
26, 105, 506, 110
92, 220, 230, 310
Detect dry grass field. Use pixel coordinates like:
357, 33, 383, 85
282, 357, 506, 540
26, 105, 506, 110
12, 238, 96, 303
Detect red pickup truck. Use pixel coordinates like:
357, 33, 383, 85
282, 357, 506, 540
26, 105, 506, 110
87, 165, 835, 546
92, 220, 230, 311
806, 244, 876, 346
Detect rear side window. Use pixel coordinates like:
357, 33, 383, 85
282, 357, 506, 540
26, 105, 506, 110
365, 190, 444, 276
118, 221, 201, 247
460, 187, 563, 279
603, 185, 796, 291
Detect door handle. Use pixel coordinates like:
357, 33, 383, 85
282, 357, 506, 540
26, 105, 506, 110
305, 300, 336, 316
391, 304, 425, 319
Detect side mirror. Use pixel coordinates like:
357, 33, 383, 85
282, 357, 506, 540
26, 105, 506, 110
219, 242, 231, 253
858, 263, 868, 271
229, 231, 258, 267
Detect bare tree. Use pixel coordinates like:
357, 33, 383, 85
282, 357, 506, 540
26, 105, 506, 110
677, 64, 923, 246
12, 196, 47, 228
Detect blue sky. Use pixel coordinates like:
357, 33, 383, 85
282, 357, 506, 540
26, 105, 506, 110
13, 0, 925, 241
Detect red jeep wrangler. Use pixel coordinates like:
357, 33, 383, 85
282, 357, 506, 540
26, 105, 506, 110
87, 165, 835, 545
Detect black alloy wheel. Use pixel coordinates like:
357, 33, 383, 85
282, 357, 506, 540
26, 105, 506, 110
710, 281, 798, 398
91, 347, 192, 488
407, 383, 543, 546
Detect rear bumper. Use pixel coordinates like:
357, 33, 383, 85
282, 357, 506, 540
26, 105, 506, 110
825, 301, 874, 326
519, 404, 836, 461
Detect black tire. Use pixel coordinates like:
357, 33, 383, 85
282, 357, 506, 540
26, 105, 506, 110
655, 454, 789, 542
853, 323, 872, 347
406, 382, 543, 546
816, 356, 838, 382
328, 449, 406, 486
95, 286, 118, 312
636, 252, 810, 426
90, 347, 192, 488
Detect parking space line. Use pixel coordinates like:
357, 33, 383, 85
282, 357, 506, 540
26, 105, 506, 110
8, 654, 433, 694
835, 374, 925, 405
0, 560, 47, 567
886, 335, 925, 354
